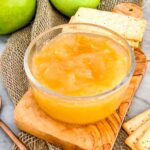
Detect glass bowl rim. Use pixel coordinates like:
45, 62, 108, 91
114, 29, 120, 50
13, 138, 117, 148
24, 23, 135, 100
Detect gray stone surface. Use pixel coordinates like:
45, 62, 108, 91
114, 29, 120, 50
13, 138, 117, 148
0, 35, 20, 150
0, 1, 150, 149
0, 80, 19, 150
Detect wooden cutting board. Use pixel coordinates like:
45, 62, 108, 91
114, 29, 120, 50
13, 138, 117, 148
14, 48, 147, 150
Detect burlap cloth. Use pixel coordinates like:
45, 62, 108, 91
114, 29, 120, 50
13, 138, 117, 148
1, 0, 143, 149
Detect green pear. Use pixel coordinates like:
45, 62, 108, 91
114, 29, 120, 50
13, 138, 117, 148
50, 0, 100, 17
0, 0, 36, 35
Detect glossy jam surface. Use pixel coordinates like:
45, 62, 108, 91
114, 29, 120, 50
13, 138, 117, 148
32, 33, 129, 96
30, 32, 130, 124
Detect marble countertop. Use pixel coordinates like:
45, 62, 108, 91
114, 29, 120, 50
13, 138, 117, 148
0, 2, 150, 150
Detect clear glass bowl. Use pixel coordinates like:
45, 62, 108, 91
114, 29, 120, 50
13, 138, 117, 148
24, 23, 135, 124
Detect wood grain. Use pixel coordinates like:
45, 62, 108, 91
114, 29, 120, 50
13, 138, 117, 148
112, 3, 143, 18
14, 48, 147, 150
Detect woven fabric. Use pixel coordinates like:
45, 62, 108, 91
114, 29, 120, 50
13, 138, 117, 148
0, 0, 142, 149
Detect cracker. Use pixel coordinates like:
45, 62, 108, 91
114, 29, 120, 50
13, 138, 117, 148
123, 109, 150, 135
70, 8, 147, 42
136, 127, 150, 150
125, 120, 150, 150
127, 40, 139, 48
68, 16, 139, 48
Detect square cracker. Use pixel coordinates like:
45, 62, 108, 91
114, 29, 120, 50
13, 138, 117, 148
127, 40, 139, 48
68, 17, 139, 48
70, 8, 147, 42
125, 120, 150, 150
123, 109, 150, 135
136, 127, 150, 150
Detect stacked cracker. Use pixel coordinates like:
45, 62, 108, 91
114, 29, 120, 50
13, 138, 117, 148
123, 109, 150, 150
69, 7, 147, 48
